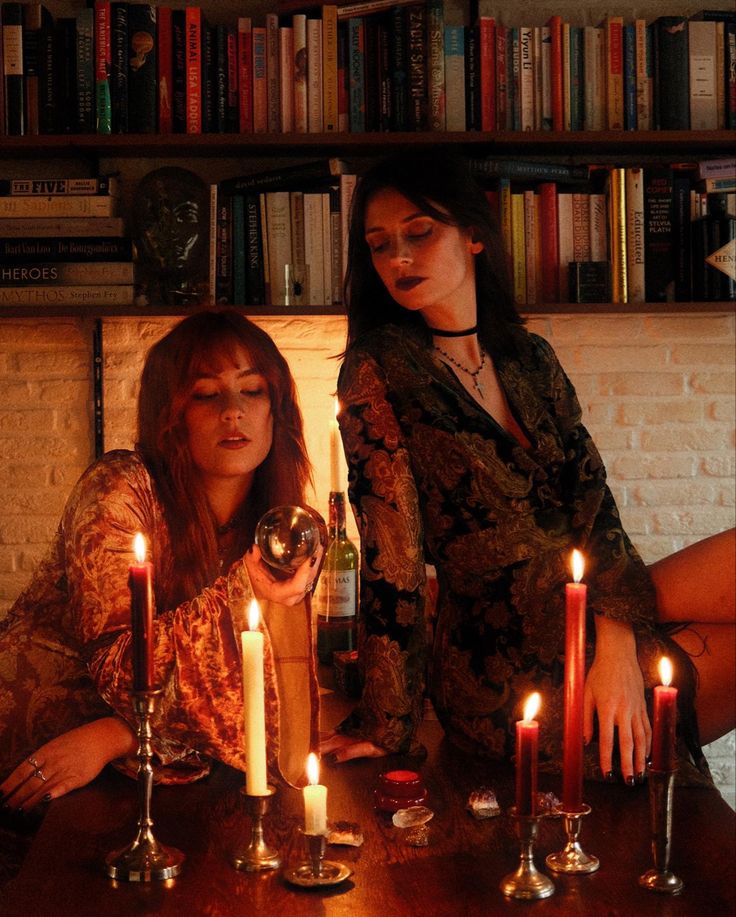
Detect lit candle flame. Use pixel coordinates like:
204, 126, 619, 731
307, 752, 319, 786
659, 656, 673, 687
571, 549, 585, 584
523, 692, 541, 723
247, 599, 261, 632
133, 532, 146, 564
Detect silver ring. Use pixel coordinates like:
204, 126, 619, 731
27, 756, 39, 769
33, 767, 48, 782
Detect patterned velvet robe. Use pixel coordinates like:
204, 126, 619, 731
0, 451, 319, 787
336, 324, 700, 775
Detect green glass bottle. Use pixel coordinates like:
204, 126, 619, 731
314, 491, 358, 665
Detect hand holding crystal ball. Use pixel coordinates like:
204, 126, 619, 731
255, 505, 322, 577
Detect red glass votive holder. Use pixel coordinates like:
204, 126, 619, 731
374, 770, 428, 813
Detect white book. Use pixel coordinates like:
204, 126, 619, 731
293, 14, 308, 133
532, 27, 543, 130
303, 192, 324, 304
625, 167, 645, 304
589, 193, 608, 262
688, 20, 718, 131
265, 191, 293, 306
321, 191, 332, 305
583, 26, 605, 131
307, 18, 323, 133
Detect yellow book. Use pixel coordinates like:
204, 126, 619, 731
322, 5, 339, 132
511, 193, 526, 306
608, 167, 627, 303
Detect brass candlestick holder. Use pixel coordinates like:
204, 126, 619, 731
546, 803, 600, 874
500, 810, 555, 900
105, 689, 185, 881
231, 786, 281, 871
639, 768, 684, 894
284, 832, 352, 887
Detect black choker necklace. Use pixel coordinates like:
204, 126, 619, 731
427, 324, 478, 338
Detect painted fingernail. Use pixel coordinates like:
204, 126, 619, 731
42, 792, 52, 803
625, 776, 636, 787
605, 770, 616, 783
636, 772, 646, 784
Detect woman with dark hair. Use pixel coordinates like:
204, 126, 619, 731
0, 310, 322, 815
323, 151, 734, 787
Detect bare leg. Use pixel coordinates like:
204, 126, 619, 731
648, 528, 736, 744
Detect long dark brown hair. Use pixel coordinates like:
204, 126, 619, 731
137, 309, 311, 607
344, 150, 524, 359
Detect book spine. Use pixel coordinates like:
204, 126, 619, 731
444, 25, 465, 131
171, 9, 186, 132
540, 25, 552, 130
495, 23, 507, 130
557, 193, 573, 300
279, 25, 294, 133
0, 261, 133, 284
561, 23, 570, 131
583, 26, 601, 131
237, 18, 252, 133
547, 15, 563, 131
0, 196, 116, 217
307, 17, 322, 132
289, 189, 305, 304
426, 0, 445, 131
0, 235, 131, 258
537, 182, 559, 303
406, 3, 426, 130
264, 13, 279, 133
303, 191, 324, 304
54, 17, 76, 135
337, 18, 349, 133
519, 25, 534, 131
185, 6, 201, 133
200, 22, 215, 133
464, 24, 478, 131
95, 0, 112, 133
244, 192, 264, 304
625, 166, 645, 303
568, 25, 582, 132
671, 166, 692, 301
605, 16, 624, 131
509, 27, 519, 131
362, 16, 378, 131
215, 193, 231, 304
252, 26, 267, 133
726, 22, 736, 130
523, 190, 538, 304
653, 16, 690, 130
571, 192, 591, 261
468, 157, 588, 182
2, 2, 24, 135
226, 26, 239, 132
608, 167, 627, 302
320, 191, 331, 304
0, 285, 135, 305
329, 185, 342, 303
643, 165, 674, 302
635, 18, 651, 131
0, 176, 117, 195
264, 190, 293, 305
589, 193, 607, 262
293, 14, 307, 133
231, 193, 245, 303
477, 17, 494, 132
21, 4, 49, 137
110, 2, 128, 134
623, 22, 636, 130
157, 6, 172, 133
322, 4, 338, 131
76, 8, 95, 133
347, 18, 365, 132
510, 192, 526, 306
688, 20, 718, 131
389, 6, 408, 131
339, 171, 356, 284
127, 3, 156, 133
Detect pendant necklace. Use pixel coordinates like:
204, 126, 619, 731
434, 344, 487, 398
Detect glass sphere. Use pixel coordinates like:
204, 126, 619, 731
255, 505, 321, 575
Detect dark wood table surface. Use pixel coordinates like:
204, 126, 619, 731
3, 691, 734, 917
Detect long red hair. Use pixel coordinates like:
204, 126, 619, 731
137, 310, 311, 607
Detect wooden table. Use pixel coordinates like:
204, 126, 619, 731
3, 693, 734, 917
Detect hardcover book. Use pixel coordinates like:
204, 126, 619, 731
127, 3, 156, 133
653, 16, 690, 130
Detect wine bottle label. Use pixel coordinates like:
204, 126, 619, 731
314, 570, 357, 619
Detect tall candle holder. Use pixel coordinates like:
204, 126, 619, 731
105, 689, 185, 881
284, 832, 352, 887
231, 786, 281, 871
639, 768, 683, 894
500, 810, 555, 900
546, 803, 599, 874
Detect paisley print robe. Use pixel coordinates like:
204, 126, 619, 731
337, 325, 701, 774
0, 451, 319, 787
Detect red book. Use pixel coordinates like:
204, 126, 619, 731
495, 23, 507, 131
157, 6, 172, 133
538, 182, 559, 304
238, 17, 253, 133
479, 17, 495, 132
185, 6, 202, 133
547, 15, 563, 131
252, 26, 267, 133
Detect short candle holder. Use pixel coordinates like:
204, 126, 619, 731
546, 803, 600, 874
105, 689, 185, 882
500, 810, 555, 900
231, 786, 281, 871
639, 768, 683, 895
284, 832, 352, 888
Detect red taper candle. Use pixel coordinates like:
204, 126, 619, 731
515, 692, 541, 816
562, 549, 587, 812
651, 657, 678, 772
129, 533, 155, 692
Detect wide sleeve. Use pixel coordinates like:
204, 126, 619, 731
60, 456, 278, 775
336, 347, 427, 754
536, 336, 657, 631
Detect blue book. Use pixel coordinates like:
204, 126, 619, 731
623, 22, 637, 130
347, 18, 365, 132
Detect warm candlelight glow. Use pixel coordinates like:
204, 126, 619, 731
307, 752, 319, 786
334, 396, 339, 421
571, 549, 584, 584
133, 532, 146, 564
523, 692, 541, 723
659, 656, 673, 687
247, 598, 260, 632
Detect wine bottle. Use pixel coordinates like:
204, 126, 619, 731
314, 491, 358, 665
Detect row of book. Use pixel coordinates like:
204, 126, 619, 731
0, 176, 136, 306
1, 2, 735, 136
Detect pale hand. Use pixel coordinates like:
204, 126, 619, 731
320, 731, 387, 764
584, 615, 652, 782
0, 717, 136, 812
244, 543, 323, 607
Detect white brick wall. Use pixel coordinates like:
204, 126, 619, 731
0, 311, 733, 804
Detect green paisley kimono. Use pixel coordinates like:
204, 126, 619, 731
337, 324, 702, 776
0, 450, 319, 787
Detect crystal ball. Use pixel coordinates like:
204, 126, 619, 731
255, 505, 321, 575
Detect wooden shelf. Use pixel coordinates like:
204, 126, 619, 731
0, 129, 734, 159
1, 302, 732, 320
